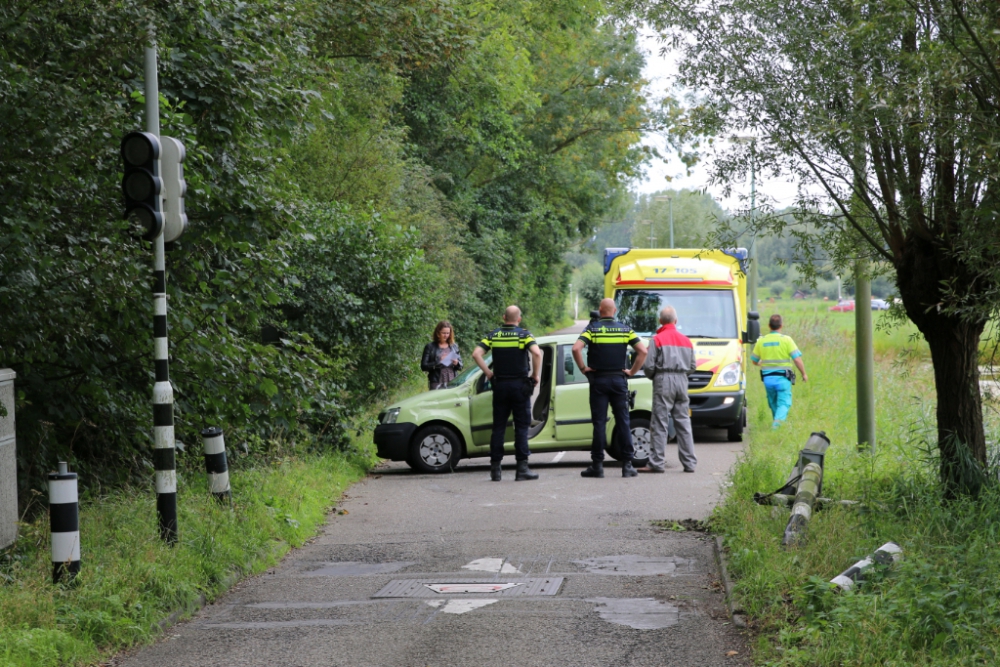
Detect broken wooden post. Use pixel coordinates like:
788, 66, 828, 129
782, 461, 822, 547
831, 542, 901, 590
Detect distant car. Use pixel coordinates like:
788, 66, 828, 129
871, 298, 890, 310
828, 300, 855, 312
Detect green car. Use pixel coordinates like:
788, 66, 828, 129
374, 333, 666, 473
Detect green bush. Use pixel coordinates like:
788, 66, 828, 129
281, 204, 443, 405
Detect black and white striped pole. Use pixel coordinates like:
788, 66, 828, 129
831, 541, 902, 591
146, 43, 178, 544
49, 462, 80, 584
201, 427, 231, 503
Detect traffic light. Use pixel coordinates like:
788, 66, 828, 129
120, 131, 164, 241
159, 137, 187, 243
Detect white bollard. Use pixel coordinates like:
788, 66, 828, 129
49, 462, 80, 584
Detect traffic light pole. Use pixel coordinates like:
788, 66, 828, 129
145, 44, 178, 544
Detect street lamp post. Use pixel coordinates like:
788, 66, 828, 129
733, 137, 758, 307
653, 195, 674, 248
638, 220, 655, 248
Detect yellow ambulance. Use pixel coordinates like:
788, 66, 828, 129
603, 247, 760, 441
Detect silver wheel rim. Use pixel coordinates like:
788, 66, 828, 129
631, 426, 652, 460
419, 434, 453, 467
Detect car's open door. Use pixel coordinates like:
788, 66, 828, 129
469, 346, 554, 448
552, 344, 592, 444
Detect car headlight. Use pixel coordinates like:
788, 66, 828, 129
380, 408, 401, 424
717, 362, 741, 387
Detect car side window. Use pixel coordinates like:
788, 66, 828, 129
477, 366, 493, 393
559, 345, 588, 385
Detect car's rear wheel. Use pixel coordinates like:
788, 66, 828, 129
608, 416, 651, 467
408, 425, 463, 474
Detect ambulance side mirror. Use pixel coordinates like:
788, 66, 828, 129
744, 311, 761, 344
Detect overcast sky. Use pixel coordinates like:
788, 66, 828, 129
634, 29, 801, 213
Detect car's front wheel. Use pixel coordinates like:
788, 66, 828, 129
408, 424, 463, 474
727, 406, 747, 442
608, 416, 651, 468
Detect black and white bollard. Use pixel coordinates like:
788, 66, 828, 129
153, 288, 177, 543
831, 541, 902, 591
200, 427, 230, 503
49, 462, 80, 584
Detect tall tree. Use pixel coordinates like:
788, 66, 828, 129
640, 0, 1000, 495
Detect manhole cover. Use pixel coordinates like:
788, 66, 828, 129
373, 578, 563, 598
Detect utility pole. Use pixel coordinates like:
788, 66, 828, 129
653, 194, 674, 249
732, 137, 758, 308
748, 149, 758, 309
669, 197, 674, 249
145, 43, 178, 543
638, 220, 655, 248
855, 259, 876, 451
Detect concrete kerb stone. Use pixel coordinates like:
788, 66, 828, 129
712, 535, 746, 628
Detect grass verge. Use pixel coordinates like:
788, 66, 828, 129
717, 306, 1000, 666
0, 449, 373, 667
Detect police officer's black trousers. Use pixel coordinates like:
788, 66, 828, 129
588, 373, 632, 462
491, 377, 532, 463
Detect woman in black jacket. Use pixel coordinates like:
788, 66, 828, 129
421, 321, 463, 390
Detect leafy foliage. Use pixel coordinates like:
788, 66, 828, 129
0, 0, 659, 492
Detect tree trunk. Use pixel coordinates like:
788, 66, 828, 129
895, 234, 988, 497
923, 320, 987, 497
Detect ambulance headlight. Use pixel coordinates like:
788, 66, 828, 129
717, 363, 741, 387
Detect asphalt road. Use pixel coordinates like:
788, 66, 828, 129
118, 435, 749, 667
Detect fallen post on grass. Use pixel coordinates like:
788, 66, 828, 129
781, 461, 823, 548
775, 431, 830, 495
831, 542, 902, 591
754, 493, 860, 510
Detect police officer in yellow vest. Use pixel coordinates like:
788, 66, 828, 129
472, 305, 543, 482
751, 314, 808, 429
572, 298, 647, 478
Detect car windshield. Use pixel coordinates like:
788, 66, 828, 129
447, 354, 489, 388
615, 289, 738, 338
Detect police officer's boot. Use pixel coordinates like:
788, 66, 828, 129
490, 462, 502, 482
515, 460, 538, 481
622, 460, 638, 478
581, 461, 604, 478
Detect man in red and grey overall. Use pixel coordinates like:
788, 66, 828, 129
639, 306, 697, 473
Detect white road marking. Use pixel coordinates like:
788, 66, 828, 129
425, 583, 522, 594
425, 599, 499, 614
552, 451, 566, 463
462, 558, 521, 574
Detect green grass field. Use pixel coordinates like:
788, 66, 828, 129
0, 441, 378, 667
718, 300, 1000, 666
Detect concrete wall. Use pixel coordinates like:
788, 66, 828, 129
0, 369, 16, 549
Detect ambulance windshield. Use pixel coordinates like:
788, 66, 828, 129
615, 289, 738, 338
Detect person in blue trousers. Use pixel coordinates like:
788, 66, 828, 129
750, 314, 808, 428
